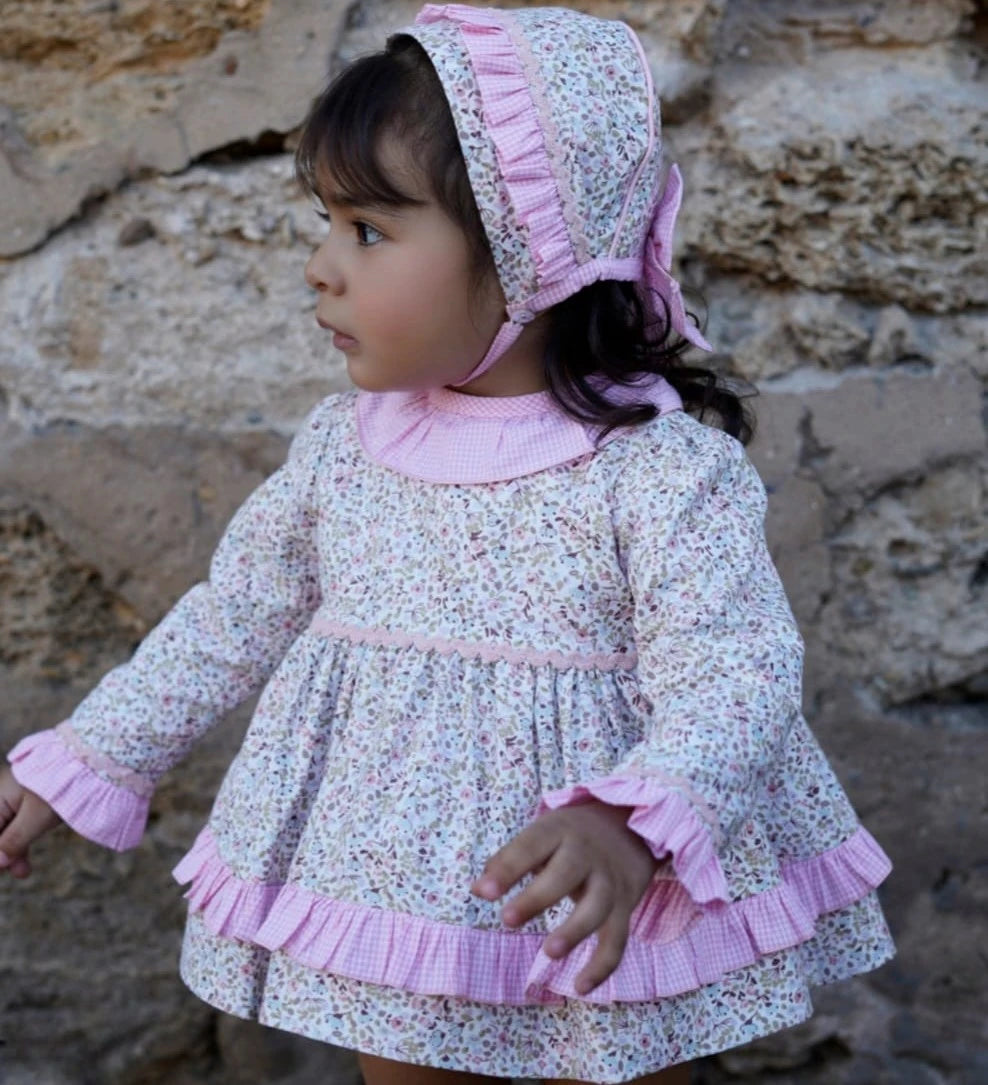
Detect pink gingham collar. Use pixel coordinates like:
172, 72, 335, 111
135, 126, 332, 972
355, 378, 683, 484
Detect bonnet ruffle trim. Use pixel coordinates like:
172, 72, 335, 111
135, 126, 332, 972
415, 4, 574, 298
172, 824, 891, 1006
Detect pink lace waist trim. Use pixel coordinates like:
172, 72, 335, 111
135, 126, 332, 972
307, 614, 637, 672
172, 824, 891, 1006
7, 728, 149, 851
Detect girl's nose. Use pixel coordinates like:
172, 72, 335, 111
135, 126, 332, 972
304, 240, 344, 295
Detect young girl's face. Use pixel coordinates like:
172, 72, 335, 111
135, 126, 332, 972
305, 135, 509, 393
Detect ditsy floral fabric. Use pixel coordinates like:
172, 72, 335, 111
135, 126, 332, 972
414, 15, 540, 305
510, 14, 658, 264
408, 6, 663, 306
22, 392, 894, 1079
179, 893, 892, 1083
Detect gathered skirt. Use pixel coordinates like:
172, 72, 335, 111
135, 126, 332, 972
179, 890, 893, 1083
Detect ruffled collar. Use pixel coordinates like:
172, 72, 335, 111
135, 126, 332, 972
355, 377, 682, 484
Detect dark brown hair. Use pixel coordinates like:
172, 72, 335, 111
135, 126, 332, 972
296, 35, 754, 443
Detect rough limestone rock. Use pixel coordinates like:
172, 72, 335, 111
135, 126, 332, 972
702, 276, 988, 383
0, 156, 345, 436
0, 0, 351, 257
1, 1, 985, 1083
676, 51, 986, 312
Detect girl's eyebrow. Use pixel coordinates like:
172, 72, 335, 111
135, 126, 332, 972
323, 190, 419, 217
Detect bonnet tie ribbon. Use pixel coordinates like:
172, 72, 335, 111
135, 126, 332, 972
643, 164, 712, 352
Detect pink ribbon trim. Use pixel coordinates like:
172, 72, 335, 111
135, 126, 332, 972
307, 614, 637, 672
172, 823, 891, 1006
643, 165, 712, 352
7, 728, 149, 851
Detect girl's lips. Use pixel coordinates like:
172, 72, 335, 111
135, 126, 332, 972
317, 318, 358, 350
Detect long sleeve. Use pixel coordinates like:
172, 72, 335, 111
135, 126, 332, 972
539, 428, 803, 907
7, 400, 331, 850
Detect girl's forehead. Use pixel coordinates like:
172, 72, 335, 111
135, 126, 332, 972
314, 132, 432, 208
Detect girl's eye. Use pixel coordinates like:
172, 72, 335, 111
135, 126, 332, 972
355, 221, 384, 247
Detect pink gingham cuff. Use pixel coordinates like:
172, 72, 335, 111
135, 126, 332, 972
7, 728, 149, 851
536, 774, 730, 911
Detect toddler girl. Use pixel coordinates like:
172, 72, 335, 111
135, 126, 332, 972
0, 5, 895, 1083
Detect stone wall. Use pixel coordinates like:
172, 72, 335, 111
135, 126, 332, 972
1, 1, 985, 1082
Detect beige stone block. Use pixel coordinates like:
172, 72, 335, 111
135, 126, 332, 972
0, 418, 287, 622
720, 0, 976, 57
700, 277, 984, 386
0, 156, 347, 434
765, 364, 984, 499
819, 458, 986, 705
676, 46, 986, 312
0, 0, 352, 256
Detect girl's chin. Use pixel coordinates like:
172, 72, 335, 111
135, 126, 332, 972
344, 359, 387, 392
346, 360, 463, 394
345, 370, 420, 394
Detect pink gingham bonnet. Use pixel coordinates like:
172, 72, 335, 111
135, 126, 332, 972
357, 2, 711, 483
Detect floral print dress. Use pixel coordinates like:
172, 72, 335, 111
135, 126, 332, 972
9, 389, 894, 1083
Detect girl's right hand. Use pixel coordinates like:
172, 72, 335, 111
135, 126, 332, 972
0, 765, 62, 879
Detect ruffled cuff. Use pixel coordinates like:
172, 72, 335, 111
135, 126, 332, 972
7, 729, 150, 851
537, 774, 730, 917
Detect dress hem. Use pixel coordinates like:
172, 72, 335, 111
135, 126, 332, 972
178, 907, 821, 1085
172, 823, 891, 1006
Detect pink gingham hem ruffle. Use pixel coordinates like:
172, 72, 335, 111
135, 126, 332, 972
171, 821, 890, 1006
7, 727, 149, 851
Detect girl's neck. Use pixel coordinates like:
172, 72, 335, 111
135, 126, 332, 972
453, 314, 549, 397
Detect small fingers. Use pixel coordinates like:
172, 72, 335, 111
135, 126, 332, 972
0, 852, 32, 879
0, 791, 61, 879
572, 905, 632, 995
542, 874, 614, 958
500, 845, 588, 928
0, 845, 32, 878
471, 818, 560, 902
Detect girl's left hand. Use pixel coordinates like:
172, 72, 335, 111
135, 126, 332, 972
470, 800, 659, 994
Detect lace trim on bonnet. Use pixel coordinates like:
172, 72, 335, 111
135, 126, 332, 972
409, 3, 711, 385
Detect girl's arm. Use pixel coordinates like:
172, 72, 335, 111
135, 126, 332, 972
538, 431, 802, 908
4, 401, 331, 854
473, 427, 803, 992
